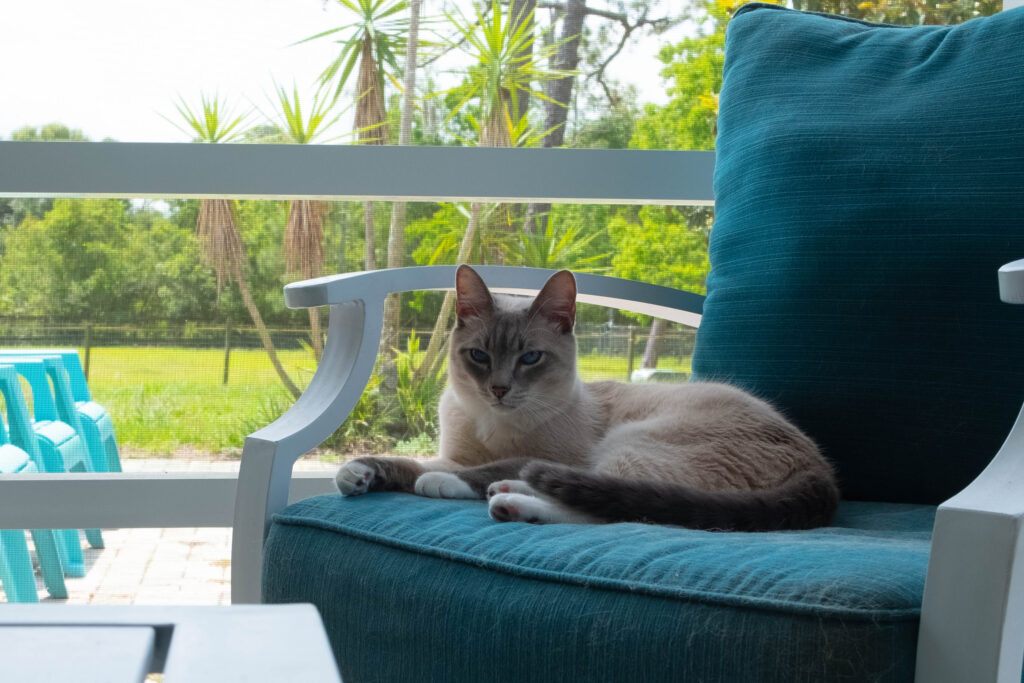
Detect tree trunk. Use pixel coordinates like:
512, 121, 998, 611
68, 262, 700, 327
527, 0, 586, 233
308, 308, 323, 362
355, 30, 386, 275
285, 199, 325, 361
381, 202, 406, 364
363, 200, 376, 270
641, 318, 665, 370
232, 260, 302, 399
511, 0, 536, 123
381, 0, 423, 366
416, 202, 483, 382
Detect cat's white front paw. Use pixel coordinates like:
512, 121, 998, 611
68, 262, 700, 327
414, 472, 479, 499
486, 479, 537, 500
336, 461, 375, 496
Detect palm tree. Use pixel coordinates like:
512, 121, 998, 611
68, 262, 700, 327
259, 83, 345, 361
415, 0, 574, 380
298, 0, 408, 272
165, 93, 302, 399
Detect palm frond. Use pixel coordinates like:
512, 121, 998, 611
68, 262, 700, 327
259, 80, 348, 145
163, 92, 251, 143
298, 0, 409, 100
431, 0, 578, 147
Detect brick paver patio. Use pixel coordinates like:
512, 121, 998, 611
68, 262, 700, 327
1, 457, 338, 604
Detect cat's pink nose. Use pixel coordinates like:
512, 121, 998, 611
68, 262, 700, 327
491, 385, 510, 400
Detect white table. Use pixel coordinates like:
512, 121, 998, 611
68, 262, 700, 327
0, 604, 341, 682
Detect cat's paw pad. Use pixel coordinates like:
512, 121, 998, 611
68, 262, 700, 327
414, 472, 479, 499
336, 461, 375, 496
489, 493, 546, 524
486, 479, 536, 500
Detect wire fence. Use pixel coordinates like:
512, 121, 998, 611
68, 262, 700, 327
0, 317, 696, 382
0, 317, 696, 459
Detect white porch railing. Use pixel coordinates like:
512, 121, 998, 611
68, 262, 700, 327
0, 140, 714, 577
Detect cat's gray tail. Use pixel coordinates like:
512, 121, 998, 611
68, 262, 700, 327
522, 462, 839, 531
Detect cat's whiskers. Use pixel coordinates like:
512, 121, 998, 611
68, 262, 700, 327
517, 394, 575, 427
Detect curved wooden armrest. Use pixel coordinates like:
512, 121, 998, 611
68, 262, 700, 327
916, 259, 1024, 683
232, 266, 704, 604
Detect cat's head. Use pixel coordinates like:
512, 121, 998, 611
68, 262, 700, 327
448, 265, 579, 416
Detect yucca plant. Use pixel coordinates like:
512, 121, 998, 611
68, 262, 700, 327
259, 83, 346, 360
166, 92, 250, 144
504, 220, 611, 272
164, 93, 301, 399
437, 0, 570, 146
298, 0, 410, 272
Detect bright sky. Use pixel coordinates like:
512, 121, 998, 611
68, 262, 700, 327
0, 0, 686, 144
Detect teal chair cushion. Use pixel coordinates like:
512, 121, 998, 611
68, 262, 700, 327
692, 5, 1024, 504
264, 494, 934, 682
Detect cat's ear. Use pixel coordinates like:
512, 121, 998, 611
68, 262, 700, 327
455, 265, 494, 324
530, 270, 576, 334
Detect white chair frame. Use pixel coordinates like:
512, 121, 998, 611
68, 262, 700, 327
0, 132, 1021, 683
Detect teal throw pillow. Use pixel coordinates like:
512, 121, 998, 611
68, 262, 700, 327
692, 4, 1024, 504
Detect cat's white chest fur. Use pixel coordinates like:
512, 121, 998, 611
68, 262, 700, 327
474, 412, 529, 452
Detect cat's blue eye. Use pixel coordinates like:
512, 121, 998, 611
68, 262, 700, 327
520, 351, 543, 366
469, 348, 490, 364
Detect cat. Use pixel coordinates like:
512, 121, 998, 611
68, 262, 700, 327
336, 265, 840, 530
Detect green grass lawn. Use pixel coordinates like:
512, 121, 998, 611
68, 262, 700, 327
80, 346, 692, 457
577, 351, 692, 382
87, 347, 312, 456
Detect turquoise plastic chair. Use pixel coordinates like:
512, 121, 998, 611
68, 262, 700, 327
0, 349, 121, 473
0, 356, 103, 575
0, 365, 68, 600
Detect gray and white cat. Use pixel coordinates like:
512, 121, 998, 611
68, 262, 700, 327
336, 265, 839, 530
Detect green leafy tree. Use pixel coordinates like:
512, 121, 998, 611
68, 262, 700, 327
609, 206, 710, 295
631, 0, 739, 154
0, 199, 218, 323
123, 207, 219, 322
793, 0, 999, 23
609, 205, 711, 368
11, 123, 88, 142
0, 200, 127, 319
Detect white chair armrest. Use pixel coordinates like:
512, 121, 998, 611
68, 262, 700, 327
916, 259, 1024, 683
232, 266, 704, 604
283, 265, 704, 326
998, 258, 1024, 304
